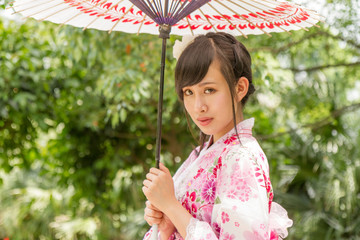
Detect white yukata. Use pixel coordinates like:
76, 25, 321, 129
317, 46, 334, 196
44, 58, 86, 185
144, 118, 292, 240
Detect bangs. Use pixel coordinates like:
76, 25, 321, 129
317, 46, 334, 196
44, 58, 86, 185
175, 37, 215, 100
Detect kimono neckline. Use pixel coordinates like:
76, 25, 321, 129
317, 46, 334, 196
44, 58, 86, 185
205, 118, 255, 150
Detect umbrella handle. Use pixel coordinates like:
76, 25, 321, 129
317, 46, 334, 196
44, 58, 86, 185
150, 224, 159, 240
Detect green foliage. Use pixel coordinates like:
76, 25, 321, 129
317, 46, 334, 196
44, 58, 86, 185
1, 0, 360, 239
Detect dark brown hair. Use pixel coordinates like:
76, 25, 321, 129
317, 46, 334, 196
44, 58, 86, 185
175, 32, 255, 151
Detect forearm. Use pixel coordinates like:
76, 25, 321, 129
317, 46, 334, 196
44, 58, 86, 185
163, 199, 193, 239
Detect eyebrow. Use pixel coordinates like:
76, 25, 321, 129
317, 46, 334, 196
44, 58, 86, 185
198, 81, 217, 87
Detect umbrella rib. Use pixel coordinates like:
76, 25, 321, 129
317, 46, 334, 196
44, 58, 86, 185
302, 19, 320, 28
251, 0, 324, 25
198, 8, 218, 33
20, 1, 66, 19
136, 0, 155, 35
169, 0, 183, 19
225, 0, 291, 35
144, 0, 162, 22
172, 0, 189, 24
137, 13, 148, 35
56, 0, 100, 28
11, 0, 49, 13
169, 0, 181, 17
152, 0, 163, 21
12, 0, 61, 15
185, 16, 194, 36
38, 0, 108, 22
37, 4, 77, 22
158, 0, 164, 20
217, 0, 273, 36
240, 0, 316, 31
109, 4, 135, 33
305, 14, 325, 23
261, 0, 323, 17
83, 0, 125, 30
207, 2, 248, 38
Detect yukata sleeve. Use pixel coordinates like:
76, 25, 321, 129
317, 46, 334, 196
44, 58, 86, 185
185, 147, 272, 240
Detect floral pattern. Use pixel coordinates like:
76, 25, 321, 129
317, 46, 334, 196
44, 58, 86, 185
144, 118, 292, 240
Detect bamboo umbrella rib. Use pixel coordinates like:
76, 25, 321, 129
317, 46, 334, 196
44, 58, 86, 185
287, 2, 323, 16
250, 0, 323, 28
10, 0, 48, 10
289, 20, 308, 31
7, 0, 32, 10
83, 0, 124, 30
253, 0, 324, 24
260, 0, 323, 18
198, 7, 218, 33
137, 13, 147, 35
260, 0, 283, 7
302, 19, 320, 28
207, 2, 248, 38
306, 14, 325, 23
230, 0, 294, 34
12, 0, 57, 14
172, 0, 189, 24
155, 0, 164, 20
57, 0, 97, 28
40, 0, 108, 23
220, 0, 276, 36
38, 4, 77, 22
142, 0, 160, 21
185, 16, 194, 36
21, 1, 65, 19
136, 0, 155, 35
169, 0, 183, 20
168, 0, 179, 17
229, 0, 292, 34
109, 4, 134, 33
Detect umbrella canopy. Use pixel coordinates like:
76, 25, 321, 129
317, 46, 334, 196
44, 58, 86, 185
11, 0, 323, 37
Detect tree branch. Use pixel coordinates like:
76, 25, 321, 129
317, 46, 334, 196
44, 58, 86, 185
249, 29, 360, 54
256, 102, 360, 141
283, 61, 360, 72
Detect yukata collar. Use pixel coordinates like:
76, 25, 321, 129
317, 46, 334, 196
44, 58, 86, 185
205, 118, 255, 149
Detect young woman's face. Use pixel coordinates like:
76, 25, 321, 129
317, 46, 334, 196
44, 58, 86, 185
182, 60, 242, 142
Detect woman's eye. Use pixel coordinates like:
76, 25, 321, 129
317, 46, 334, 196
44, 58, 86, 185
204, 88, 215, 94
183, 89, 193, 96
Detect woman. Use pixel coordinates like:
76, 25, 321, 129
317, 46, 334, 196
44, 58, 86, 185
142, 32, 293, 240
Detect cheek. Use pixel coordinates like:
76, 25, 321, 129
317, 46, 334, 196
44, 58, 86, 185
215, 93, 233, 113
183, 99, 193, 115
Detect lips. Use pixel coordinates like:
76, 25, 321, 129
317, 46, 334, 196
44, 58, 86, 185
197, 117, 213, 126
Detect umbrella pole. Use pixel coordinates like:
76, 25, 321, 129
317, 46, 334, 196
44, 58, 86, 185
155, 37, 167, 169
150, 37, 166, 240
155, 24, 171, 169
151, 24, 171, 240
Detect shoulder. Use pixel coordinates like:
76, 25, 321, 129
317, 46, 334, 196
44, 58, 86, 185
221, 138, 269, 169
223, 141, 258, 162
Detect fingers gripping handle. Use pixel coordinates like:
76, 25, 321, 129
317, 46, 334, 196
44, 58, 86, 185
150, 224, 159, 240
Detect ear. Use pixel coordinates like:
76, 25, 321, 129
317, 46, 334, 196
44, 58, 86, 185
235, 77, 249, 103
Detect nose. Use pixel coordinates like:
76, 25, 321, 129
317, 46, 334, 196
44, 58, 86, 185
194, 95, 207, 113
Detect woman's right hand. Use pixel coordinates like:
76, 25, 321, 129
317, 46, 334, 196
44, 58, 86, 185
144, 201, 176, 239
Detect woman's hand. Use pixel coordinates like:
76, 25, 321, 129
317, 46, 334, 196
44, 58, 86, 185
144, 201, 175, 239
142, 162, 177, 212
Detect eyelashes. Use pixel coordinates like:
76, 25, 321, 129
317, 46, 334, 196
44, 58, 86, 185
182, 88, 216, 96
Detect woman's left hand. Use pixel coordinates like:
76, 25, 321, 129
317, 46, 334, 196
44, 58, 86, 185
142, 162, 177, 213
